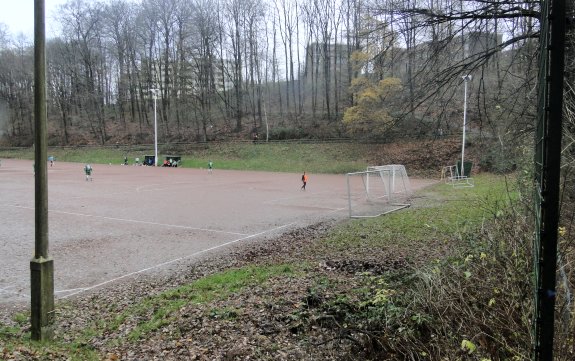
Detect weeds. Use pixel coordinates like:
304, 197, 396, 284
300, 174, 534, 359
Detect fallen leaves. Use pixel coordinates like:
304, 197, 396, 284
0, 221, 429, 360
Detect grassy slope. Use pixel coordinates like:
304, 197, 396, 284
0, 143, 374, 174
0, 138, 469, 176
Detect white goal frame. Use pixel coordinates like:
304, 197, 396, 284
366, 164, 412, 197
346, 164, 412, 218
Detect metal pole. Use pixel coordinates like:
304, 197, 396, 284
31, 0, 54, 341
347, 174, 352, 218
152, 89, 158, 167
461, 75, 471, 177
533, 0, 566, 357
263, 103, 269, 142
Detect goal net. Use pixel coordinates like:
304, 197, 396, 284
346, 165, 412, 218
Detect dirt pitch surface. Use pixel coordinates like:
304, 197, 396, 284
0, 159, 436, 309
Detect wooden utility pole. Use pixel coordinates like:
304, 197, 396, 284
30, 0, 54, 341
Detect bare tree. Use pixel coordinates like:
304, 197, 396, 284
47, 38, 75, 144
274, 0, 299, 118
243, 0, 266, 130
223, 0, 247, 131
362, 0, 540, 140
188, 0, 221, 141
59, 0, 109, 144
0, 39, 34, 139
142, 0, 180, 137
103, 0, 137, 129
0, 23, 9, 50
0, 0, 546, 147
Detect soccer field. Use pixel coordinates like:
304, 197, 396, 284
0, 159, 435, 306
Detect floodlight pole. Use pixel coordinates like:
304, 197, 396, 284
31, 0, 54, 341
461, 75, 471, 176
151, 89, 159, 166
263, 102, 269, 142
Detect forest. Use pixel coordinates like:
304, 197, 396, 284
0, 0, 543, 152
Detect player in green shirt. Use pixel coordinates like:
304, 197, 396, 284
84, 164, 93, 181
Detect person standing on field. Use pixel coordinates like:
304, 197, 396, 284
301, 172, 308, 190
208, 160, 213, 173
84, 164, 93, 181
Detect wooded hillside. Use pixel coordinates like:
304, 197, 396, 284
0, 0, 540, 156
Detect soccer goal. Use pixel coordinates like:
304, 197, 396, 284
346, 165, 412, 218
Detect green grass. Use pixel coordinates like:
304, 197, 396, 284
0, 313, 100, 361
0, 142, 373, 173
323, 173, 518, 250
105, 264, 298, 342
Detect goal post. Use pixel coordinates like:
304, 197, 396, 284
346, 165, 412, 218
366, 164, 411, 198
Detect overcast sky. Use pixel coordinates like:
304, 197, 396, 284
0, 0, 71, 38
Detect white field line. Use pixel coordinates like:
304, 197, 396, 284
57, 222, 297, 299
0, 286, 28, 299
6, 204, 247, 236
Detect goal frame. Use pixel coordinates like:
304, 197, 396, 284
346, 165, 411, 218
366, 164, 412, 198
